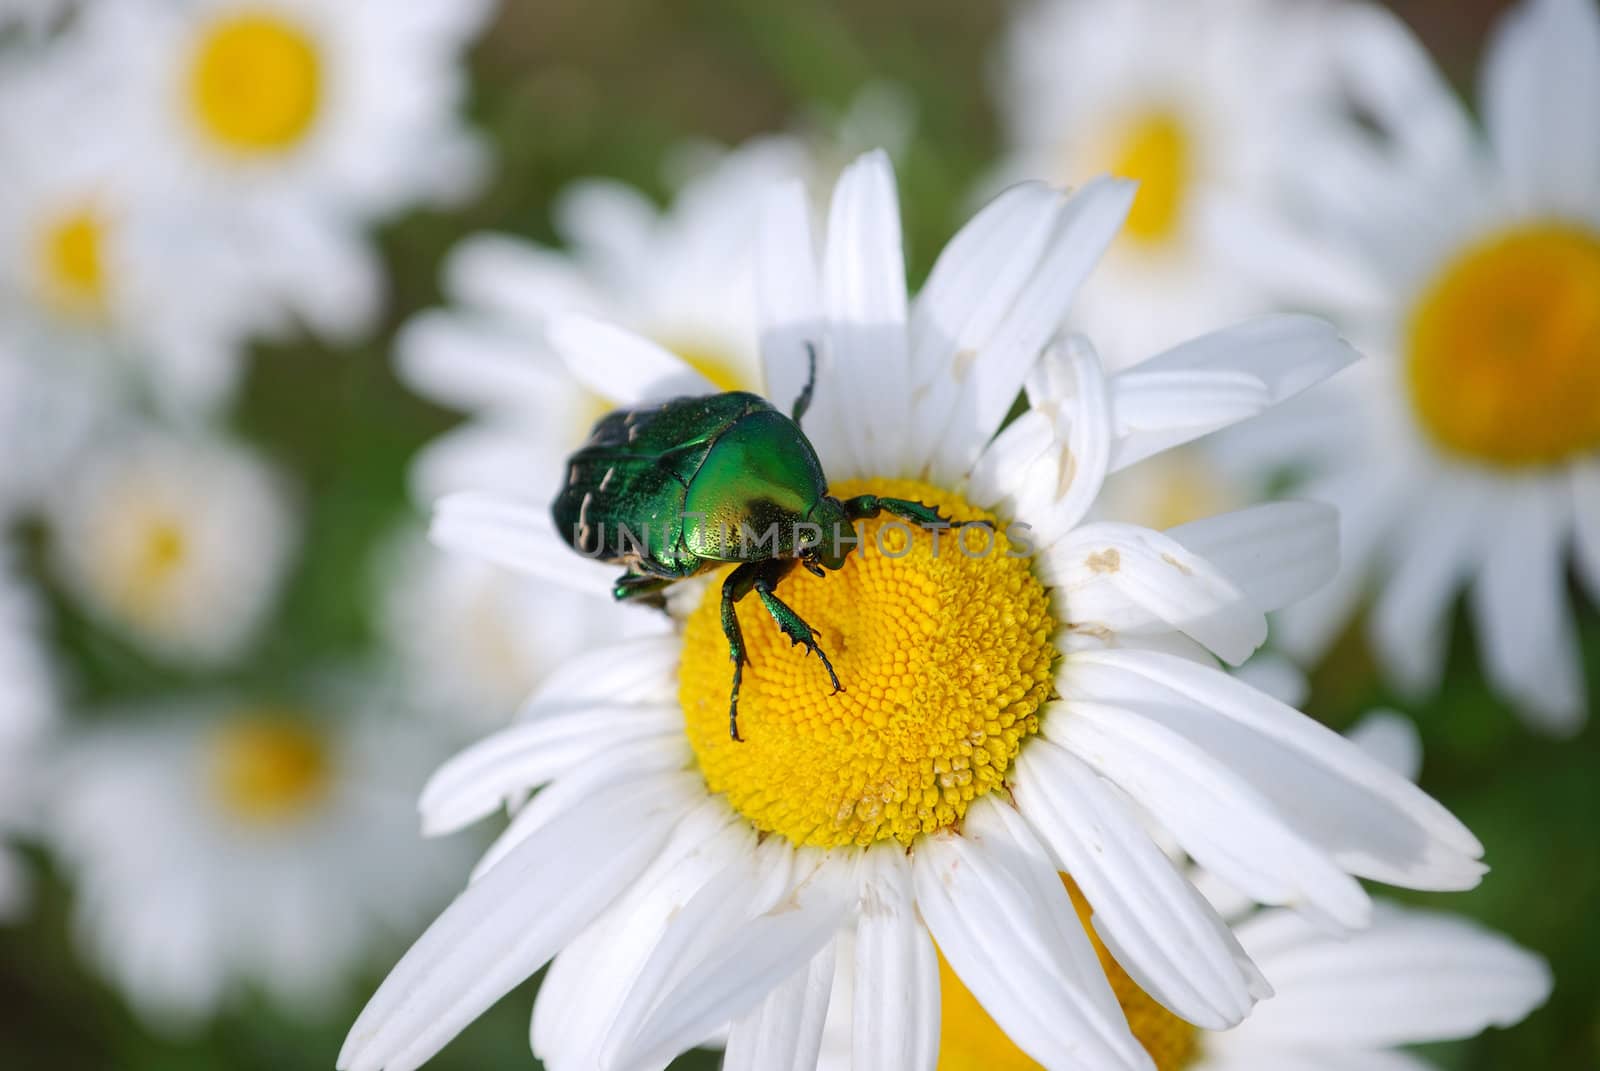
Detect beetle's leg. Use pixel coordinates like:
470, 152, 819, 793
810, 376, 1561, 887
839, 493, 950, 528
752, 560, 843, 698
791, 341, 819, 425
720, 561, 765, 742
612, 570, 675, 607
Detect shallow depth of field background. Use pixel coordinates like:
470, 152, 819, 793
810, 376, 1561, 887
2, 2, 1597, 1069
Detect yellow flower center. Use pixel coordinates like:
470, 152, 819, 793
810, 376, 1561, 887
1407, 223, 1600, 466
679, 478, 1056, 849
937, 877, 1199, 1071
209, 712, 332, 824
39, 205, 109, 315
92, 511, 192, 627
189, 12, 322, 155
1105, 109, 1192, 245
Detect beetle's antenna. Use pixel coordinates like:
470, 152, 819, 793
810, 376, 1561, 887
791, 341, 818, 425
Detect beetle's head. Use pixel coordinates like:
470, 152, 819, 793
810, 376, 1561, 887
805, 495, 854, 571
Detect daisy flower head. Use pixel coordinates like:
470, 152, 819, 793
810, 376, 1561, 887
0, 550, 58, 920
80, 0, 496, 343
45, 684, 468, 1031
1232, 0, 1600, 734
396, 135, 814, 504
45, 426, 298, 666
0, 38, 267, 416
992, 0, 1339, 367
342, 152, 1487, 1071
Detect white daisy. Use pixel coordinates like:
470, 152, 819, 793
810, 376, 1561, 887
396, 135, 814, 504
79, 0, 495, 342
341, 153, 1485, 1071
44, 684, 468, 1030
991, 0, 1339, 367
45, 426, 298, 666
1227, 0, 1600, 734
0, 40, 268, 415
0, 548, 58, 920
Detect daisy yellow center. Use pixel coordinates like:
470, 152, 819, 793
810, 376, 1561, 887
210, 712, 331, 824
189, 12, 322, 154
679, 478, 1056, 849
1106, 110, 1192, 244
40, 206, 109, 314
98, 513, 191, 624
1407, 223, 1600, 466
937, 877, 1199, 1071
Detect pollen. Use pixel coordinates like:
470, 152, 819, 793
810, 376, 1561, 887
209, 711, 332, 825
679, 478, 1056, 849
189, 12, 322, 155
935, 876, 1199, 1071
1106, 109, 1192, 244
1407, 223, 1600, 467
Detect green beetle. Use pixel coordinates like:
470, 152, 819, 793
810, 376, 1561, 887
552, 348, 944, 741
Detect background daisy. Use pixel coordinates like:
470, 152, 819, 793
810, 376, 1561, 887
45, 426, 298, 667
990, 0, 1340, 367
44, 684, 469, 1031
0, 551, 57, 920
1229, 0, 1600, 734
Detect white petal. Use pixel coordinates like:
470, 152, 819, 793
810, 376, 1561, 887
1046, 700, 1370, 930
393, 311, 567, 413
757, 180, 848, 474
442, 233, 602, 325
604, 848, 853, 1070
546, 314, 717, 406
1471, 476, 1586, 733
1013, 739, 1267, 1029
852, 847, 939, 1071
912, 799, 1155, 1071
1344, 711, 1423, 783
337, 771, 696, 1071
521, 633, 681, 713
1574, 460, 1600, 604
1330, 2, 1477, 171
1107, 316, 1360, 474
1059, 650, 1486, 891
1042, 522, 1267, 666
724, 940, 837, 1071
925, 178, 1136, 486
971, 336, 1113, 543
1481, 0, 1600, 216
418, 704, 679, 835
1370, 477, 1487, 698
532, 801, 751, 1069
469, 734, 692, 880
821, 150, 912, 477
1165, 502, 1340, 615
906, 183, 1068, 470
430, 492, 619, 592
1230, 902, 1551, 1049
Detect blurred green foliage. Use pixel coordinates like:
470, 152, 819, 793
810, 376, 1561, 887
3, 1, 1596, 1070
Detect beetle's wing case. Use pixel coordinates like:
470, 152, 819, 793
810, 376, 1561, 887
551, 392, 776, 570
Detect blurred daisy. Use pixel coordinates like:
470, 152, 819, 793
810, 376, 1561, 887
341, 153, 1486, 1071
377, 527, 665, 730
46, 687, 466, 1030
1234, 0, 1600, 734
397, 135, 812, 503
82, 0, 495, 342
992, 0, 1337, 366
46, 427, 297, 666
0, 41, 267, 415
0, 550, 58, 920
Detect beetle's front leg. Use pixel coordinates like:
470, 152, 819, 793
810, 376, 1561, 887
612, 570, 674, 607
752, 559, 843, 697
719, 561, 765, 742
839, 493, 948, 528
